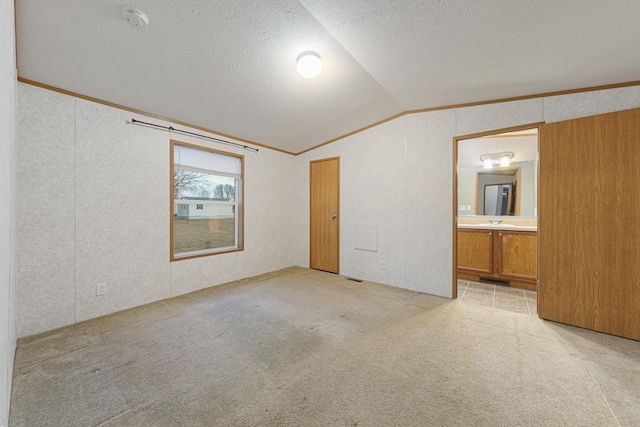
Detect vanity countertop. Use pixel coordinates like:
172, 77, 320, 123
457, 223, 537, 232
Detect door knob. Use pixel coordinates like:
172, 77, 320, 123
331, 214, 337, 219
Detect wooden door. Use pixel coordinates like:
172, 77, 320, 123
539, 108, 640, 341
457, 229, 493, 274
310, 157, 339, 273
497, 231, 537, 281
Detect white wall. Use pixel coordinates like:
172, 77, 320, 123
16, 79, 640, 338
297, 86, 640, 298
16, 83, 306, 338
297, 109, 457, 297
0, 0, 17, 424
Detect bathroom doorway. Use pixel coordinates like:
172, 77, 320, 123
453, 124, 540, 315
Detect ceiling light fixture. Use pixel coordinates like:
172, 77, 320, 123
480, 151, 514, 168
297, 51, 322, 78
122, 7, 149, 29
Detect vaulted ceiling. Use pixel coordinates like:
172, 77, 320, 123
15, 0, 640, 154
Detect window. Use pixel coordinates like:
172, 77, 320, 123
171, 140, 243, 260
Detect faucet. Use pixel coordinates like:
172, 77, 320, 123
489, 218, 503, 225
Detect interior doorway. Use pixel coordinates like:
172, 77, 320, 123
453, 125, 540, 314
310, 157, 340, 273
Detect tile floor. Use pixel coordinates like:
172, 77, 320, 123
457, 279, 537, 316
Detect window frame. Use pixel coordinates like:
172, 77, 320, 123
170, 139, 244, 261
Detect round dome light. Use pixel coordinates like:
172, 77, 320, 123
122, 7, 149, 29
297, 51, 322, 78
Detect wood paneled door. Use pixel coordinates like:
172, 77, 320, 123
539, 107, 640, 341
310, 157, 340, 273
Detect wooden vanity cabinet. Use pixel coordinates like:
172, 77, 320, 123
457, 228, 537, 290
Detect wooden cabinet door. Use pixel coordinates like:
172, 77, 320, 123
457, 229, 493, 274
539, 107, 640, 341
497, 231, 537, 281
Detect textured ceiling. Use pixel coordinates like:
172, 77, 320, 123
15, 0, 640, 154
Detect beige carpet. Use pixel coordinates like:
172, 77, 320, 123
9, 267, 640, 426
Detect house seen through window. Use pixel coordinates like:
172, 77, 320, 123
171, 140, 243, 260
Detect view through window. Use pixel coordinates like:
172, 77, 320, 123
171, 140, 243, 260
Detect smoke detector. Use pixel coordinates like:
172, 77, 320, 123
122, 7, 149, 29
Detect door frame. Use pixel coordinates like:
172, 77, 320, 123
309, 156, 340, 273
452, 122, 542, 299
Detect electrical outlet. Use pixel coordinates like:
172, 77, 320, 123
96, 283, 107, 296
459, 205, 465, 211
277, 250, 282, 258
381, 261, 386, 270
466, 205, 471, 211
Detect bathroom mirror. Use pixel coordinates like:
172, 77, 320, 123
457, 128, 538, 217
476, 168, 520, 215
483, 184, 513, 215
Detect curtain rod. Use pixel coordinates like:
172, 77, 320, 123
129, 118, 259, 153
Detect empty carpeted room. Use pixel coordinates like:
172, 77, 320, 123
2, 1, 640, 426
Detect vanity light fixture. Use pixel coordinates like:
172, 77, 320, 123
482, 158, 494, 169
480, 151, 514, 168
297, 51, 322, 78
